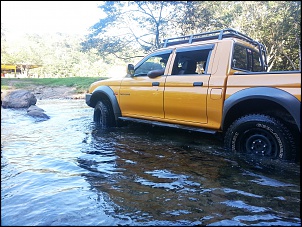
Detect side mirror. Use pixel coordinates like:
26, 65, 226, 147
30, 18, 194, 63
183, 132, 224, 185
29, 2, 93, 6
127, 64, 135, 77
147, 69, 165, 78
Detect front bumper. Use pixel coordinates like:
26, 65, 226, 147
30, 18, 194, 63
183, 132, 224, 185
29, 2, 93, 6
85, 94, 92, 107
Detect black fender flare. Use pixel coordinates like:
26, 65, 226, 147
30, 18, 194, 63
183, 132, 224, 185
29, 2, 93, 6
89, 86, 121, 121
222, 87, 301, 131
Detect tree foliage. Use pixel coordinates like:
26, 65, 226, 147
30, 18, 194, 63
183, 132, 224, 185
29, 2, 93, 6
218, 1, 301, 71
81, 1, 185, 60
1, 1, 301, 78
83, 1, 301, 71
1, 32, 113, 78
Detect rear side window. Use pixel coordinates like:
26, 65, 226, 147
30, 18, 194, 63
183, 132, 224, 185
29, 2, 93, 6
172, 45, 213, 75
232, 44, 262, 72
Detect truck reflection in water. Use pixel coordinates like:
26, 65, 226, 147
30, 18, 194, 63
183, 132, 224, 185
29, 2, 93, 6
78, 123, 300, 226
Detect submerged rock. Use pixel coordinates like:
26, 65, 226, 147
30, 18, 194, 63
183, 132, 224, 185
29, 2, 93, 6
27, 105, 50, 120
27, 105, 45, 113
27, 110, 50, 120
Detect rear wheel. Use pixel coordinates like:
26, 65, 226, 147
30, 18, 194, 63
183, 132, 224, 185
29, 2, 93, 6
224, 114, 296, 161
93, 100, 115, 128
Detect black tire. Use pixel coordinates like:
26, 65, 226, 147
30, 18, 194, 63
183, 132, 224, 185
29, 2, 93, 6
224, 114, 296, 161
93, 100, 115, 128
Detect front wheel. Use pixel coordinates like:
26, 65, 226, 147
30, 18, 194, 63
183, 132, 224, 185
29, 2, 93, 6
224, 114, 296, 161
93, 100, 116, 128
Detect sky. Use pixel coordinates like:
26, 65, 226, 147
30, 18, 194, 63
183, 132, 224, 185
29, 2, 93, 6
1, 1, 105, 38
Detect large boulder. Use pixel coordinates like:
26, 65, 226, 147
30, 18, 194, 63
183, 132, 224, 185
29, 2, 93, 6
1, 90, 37, 108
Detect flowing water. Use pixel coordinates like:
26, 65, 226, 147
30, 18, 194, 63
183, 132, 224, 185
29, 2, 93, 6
1, 99, 300, 226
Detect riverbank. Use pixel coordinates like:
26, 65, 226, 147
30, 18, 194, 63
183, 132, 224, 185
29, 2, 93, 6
1, 85, 85, 100
1, 77, 102, 100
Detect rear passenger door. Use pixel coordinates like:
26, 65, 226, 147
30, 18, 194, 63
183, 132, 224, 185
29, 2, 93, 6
164, 45, 214, 124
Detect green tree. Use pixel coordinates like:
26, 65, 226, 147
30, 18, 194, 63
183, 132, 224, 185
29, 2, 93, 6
81, 1, 185, 61
172, 1, 300, 71
2, 1, 300, 77
221, 1, 301, 71
1, 32, 109, 78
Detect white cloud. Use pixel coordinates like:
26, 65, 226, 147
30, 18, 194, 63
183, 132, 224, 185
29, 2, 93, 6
1, 1, 105, 37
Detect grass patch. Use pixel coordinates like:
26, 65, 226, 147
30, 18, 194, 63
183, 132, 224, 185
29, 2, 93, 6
1, 77, 108, 93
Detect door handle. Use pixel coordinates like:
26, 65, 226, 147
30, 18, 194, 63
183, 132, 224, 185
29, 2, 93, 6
193, 82, 203, 86
152, 82, 160, 86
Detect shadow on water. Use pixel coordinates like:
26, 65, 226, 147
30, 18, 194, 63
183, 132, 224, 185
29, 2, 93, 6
79, 122, 301, 226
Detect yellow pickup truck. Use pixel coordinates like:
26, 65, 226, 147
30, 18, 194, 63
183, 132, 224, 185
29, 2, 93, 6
86, 29, 301, 162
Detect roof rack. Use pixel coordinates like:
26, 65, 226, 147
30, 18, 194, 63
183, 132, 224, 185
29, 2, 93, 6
162, 28, 259, 48
162, 28, 268, 71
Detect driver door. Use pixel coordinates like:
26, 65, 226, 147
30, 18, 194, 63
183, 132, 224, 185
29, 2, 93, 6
119, 50, 172, 119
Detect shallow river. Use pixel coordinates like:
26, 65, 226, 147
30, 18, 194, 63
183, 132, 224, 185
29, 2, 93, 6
1, 99, 300, 226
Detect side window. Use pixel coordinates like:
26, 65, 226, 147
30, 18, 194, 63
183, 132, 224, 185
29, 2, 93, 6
232, 44, 247, 70
172, 47, 211, 75
252, 51, 262, 71
232, 44, 263, 72
134, 53, 170, 77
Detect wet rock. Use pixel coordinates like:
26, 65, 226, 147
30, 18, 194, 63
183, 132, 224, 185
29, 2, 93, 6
27, 110, 50, 120
27, 105, 45, 113
27, 105, 49, 120
1, 90, 37, 108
